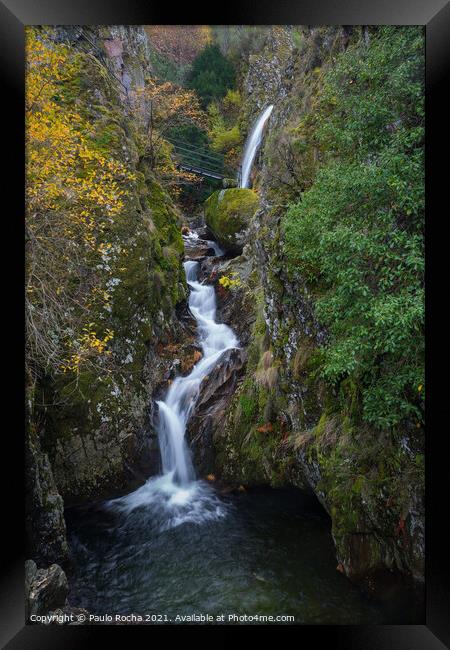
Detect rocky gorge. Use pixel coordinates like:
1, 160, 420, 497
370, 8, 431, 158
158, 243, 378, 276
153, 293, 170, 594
25, 25, 424, 622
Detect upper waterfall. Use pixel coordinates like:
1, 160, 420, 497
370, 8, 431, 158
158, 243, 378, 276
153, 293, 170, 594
239, 104, 274, 188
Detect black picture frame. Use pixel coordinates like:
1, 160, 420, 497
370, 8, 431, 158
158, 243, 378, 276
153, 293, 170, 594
2, 0, 448, 646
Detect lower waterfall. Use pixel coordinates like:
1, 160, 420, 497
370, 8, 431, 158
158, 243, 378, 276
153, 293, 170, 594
106, 250, 237, 528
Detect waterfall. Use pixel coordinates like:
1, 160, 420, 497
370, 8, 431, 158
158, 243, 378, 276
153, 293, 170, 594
240, 104, 274, 189
156, 260, 238, 486
107, 255, 238, 525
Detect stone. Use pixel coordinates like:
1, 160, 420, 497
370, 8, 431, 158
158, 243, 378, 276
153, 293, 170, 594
103, 38, 123, 58
204, 189, 259, 255
28, 564, 69, 617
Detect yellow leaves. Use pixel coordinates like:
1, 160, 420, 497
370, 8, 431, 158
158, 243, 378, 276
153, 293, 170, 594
61, 353, 82, 373
97, 242, 113, 254
418, 384, 423, 392
80, 327, 114, 353
26, 28, 133, 225
61, 327, 115, 373
218, 274, 242, 290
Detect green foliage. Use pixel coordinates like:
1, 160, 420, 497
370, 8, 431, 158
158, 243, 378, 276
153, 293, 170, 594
291, 28, 304, 50
283, 27, 424, 430
165, 122, 209, 148
148, 48, 188, 85
211, 124, 241, 154
187, 44, 236, 107
162, 122, 219, 209
206, 99, 243, 173
239, 394, 257, 422
221, 89, 242, 122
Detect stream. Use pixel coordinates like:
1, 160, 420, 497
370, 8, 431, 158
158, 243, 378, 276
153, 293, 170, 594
65, 227, 421, 624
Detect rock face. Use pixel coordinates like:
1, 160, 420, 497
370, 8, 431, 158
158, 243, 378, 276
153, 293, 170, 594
187, 347, 247, 474
204, 188, 259, 255
26, 561, 69, 618
202, 26, 425, 585
26, 25, 191, 573
25, 421, 70, 566
40, 30, 187, 505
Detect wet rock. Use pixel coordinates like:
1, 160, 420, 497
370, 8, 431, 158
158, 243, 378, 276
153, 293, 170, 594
195, 227, 214, 240
187, 348, 247, 474
25, 560, 38, 600
198, 253, 257, 347
183, 232, 217, 261
185, 244, 216, 260
27, 563, 69, 618
25, 423, 70, 566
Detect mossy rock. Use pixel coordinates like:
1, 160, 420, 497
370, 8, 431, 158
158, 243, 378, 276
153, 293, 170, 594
204, 188, 259, 254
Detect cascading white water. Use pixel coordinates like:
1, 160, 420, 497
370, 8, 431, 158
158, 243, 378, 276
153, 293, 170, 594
107, 255, 238, 527
240, 104, 274, 189
156, 260, 238, 485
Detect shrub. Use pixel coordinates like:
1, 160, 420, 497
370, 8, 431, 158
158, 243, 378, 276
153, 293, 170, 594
283, 27, 424, 430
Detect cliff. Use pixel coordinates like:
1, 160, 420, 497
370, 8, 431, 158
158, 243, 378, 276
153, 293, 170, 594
196, 26, 425, 584
25, 26, 189, 564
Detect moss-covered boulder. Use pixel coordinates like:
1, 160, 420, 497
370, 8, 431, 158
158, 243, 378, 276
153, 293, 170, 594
204, 188, 259, 254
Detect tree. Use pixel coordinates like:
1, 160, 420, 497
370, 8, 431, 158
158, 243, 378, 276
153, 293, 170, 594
187, 44, 236, 107
136, 77, 208, 192
145, 26, 212, 65
26, 28, 134, 378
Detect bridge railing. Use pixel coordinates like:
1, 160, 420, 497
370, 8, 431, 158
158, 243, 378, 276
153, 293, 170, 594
166, 137, 224, 173
165, 136, 240, 182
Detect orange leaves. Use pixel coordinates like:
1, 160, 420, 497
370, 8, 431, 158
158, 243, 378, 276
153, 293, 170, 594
143, 77, 206, 130
181, 349, 203, 374
144, 26, 212, 65
256, 423, 274, 433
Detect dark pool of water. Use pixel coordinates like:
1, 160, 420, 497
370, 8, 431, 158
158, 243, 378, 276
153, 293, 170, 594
65, 483, 422, 624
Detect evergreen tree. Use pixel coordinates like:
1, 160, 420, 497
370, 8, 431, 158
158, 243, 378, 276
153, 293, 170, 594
187, 44, 235, 107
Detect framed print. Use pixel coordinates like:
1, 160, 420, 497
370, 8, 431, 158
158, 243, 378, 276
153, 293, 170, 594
1, 0, 448, 646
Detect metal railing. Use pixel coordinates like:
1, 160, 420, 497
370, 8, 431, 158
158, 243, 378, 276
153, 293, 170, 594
166, 137, 240, 182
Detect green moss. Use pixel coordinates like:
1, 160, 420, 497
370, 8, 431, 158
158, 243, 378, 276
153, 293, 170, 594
204, 188, 259, 254
239, 394, 257, 422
